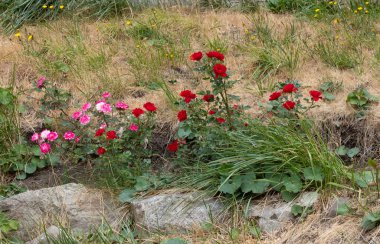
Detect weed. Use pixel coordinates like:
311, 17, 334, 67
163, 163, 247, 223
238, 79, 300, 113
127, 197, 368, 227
315, 41, 361, 69
346, 86, 378, 110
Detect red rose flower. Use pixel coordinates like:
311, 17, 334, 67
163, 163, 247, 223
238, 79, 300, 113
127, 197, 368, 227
106, 130, 117, 140
190, 51, 203, 61
309, 90, 322, 101
143, 102, 157, 112
177, 110, 187, 122
95, 128, 105, 137
283, 84, 298, 93
179, 90, 196, 103
208, 110, 216, 115
132, 108, 144, 118
269, 91, 282, 101
97, 147, 106, 155
202, 94, 215, 102
206, 51, 224, 61
167, 140, 179, 152
282, 100, 296, 110
213, 64, 227, 79
216, 117, 226, 124
244, 122, 249, 127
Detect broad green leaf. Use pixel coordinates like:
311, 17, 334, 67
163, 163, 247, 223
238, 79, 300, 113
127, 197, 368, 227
134, 177, 151, 192
49, 155, 60, 166
0, 88, 14, 105
161, 238, 187, 244
362, 212, 380, 231
242, 180, 269, 194
347, 147, 360, 158
16, 172, 26, 180
336, 203, 350, 216
8, 220, 19, 230
283, 174, 302, 193
13, 144, 28, 155
219, 176, 242, 195
240, 173, 256, 193
33, 158, 46, 169
32, 145, 41, 156
303, 167, 324, 182
323, 92, 335, 101
177, 128, 191, 138
25, 163, 37, 174
335, 146, 348, 156
118, 189, 136, 203
281, 190, 297, 202
291, 204, 304, 217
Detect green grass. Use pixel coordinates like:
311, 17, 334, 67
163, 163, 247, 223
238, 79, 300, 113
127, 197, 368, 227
177, 119, 350, 198
314, 41, 361, 69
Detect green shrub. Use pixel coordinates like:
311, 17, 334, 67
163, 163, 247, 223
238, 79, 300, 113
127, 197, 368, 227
0, 212, 19, 240
346, 86, 378, 110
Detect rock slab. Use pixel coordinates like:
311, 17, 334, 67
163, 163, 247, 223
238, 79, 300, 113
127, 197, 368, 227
0, 183, 120, 240
131, 192, 224, 232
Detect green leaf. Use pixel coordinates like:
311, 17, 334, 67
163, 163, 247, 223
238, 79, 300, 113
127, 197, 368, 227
49, 155, 60, 166
8, 220, 19, 230
32, 145, 41, 156
16, 172, 26, 180
281, 190, 297, 202
242, 180, 269, 194
336, 203, 350, 216
33, 158, 46, 169
248, 225, 261, 238
0, 88, 14, 105
368, 159, 378, 168
283, 174, 302, 193
134, 177, 151, 191
118, 189, 136, 203
25, 163, 37, 174
177, 128, 191, 138
219, 176, 242, 195
161, 238, 187, 244
362, 212, 380, 231
303, 167, 324, 182
291, 204, 304, 217
12, 144, 28, 155
240, 173, 256, 193
347, 147, 360, 158
335, 146, 348, 156
323, 92, 335, 101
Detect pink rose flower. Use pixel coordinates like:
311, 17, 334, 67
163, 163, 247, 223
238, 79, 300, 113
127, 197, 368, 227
101, 103, 112, 113
79, 115, 91, 125
96, 101, 105, 111
102, 92, 110, 98
82, 103, 91, 111
72, 111, 82, 120
37, 76, 46, 89
47, 131, 58, 141
115, 102, 129, 110
75, 137, 81, 143
100, 123, 107, 129
129, 124, 139, 131
40, 143, 51, 154
40, 130, 51, 139
31, 133, 39, 142
63, 131, 75, 140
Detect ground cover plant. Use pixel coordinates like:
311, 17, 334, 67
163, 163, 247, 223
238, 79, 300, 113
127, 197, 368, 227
0, 0, 379, 242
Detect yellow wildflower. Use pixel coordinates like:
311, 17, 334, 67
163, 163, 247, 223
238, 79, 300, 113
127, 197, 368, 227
170, 54, 174, 59
250, 35, 255, 40
354, 10, 358, 13
329, 1, 333, 4
365, 10, 369, 14
315, 9, 320, 12
126, 20, 132, 26
136, 44, 141, 48
365, 2, 369, 5
42, 5, 47, 9
334, 1, 337, 4
49, 5, 54, 9
358, 6, 363, 10
28, 34, 33, 41
314, 14, 319, 18
59, 5, 64, 10
333, 19, 339, 24
14, 32, 21, 38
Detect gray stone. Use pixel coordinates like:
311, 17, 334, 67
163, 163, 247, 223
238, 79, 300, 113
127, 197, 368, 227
258, 218, 284, 233
0, 183, 120, 240
131, 192, 225, 232
327, 197, 350, 217
248, 202, 293, 222
26, 225, 61, 244
296, 192, 319, 208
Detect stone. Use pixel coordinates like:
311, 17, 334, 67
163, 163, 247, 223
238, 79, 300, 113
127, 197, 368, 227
131, 192, 225, 232
0, 183, 120, 240
296, 192, 319, 208
248, 202, 293, 222
258, 218, 284, 233
327, 197, 350, 218
26, 225, 61, 244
